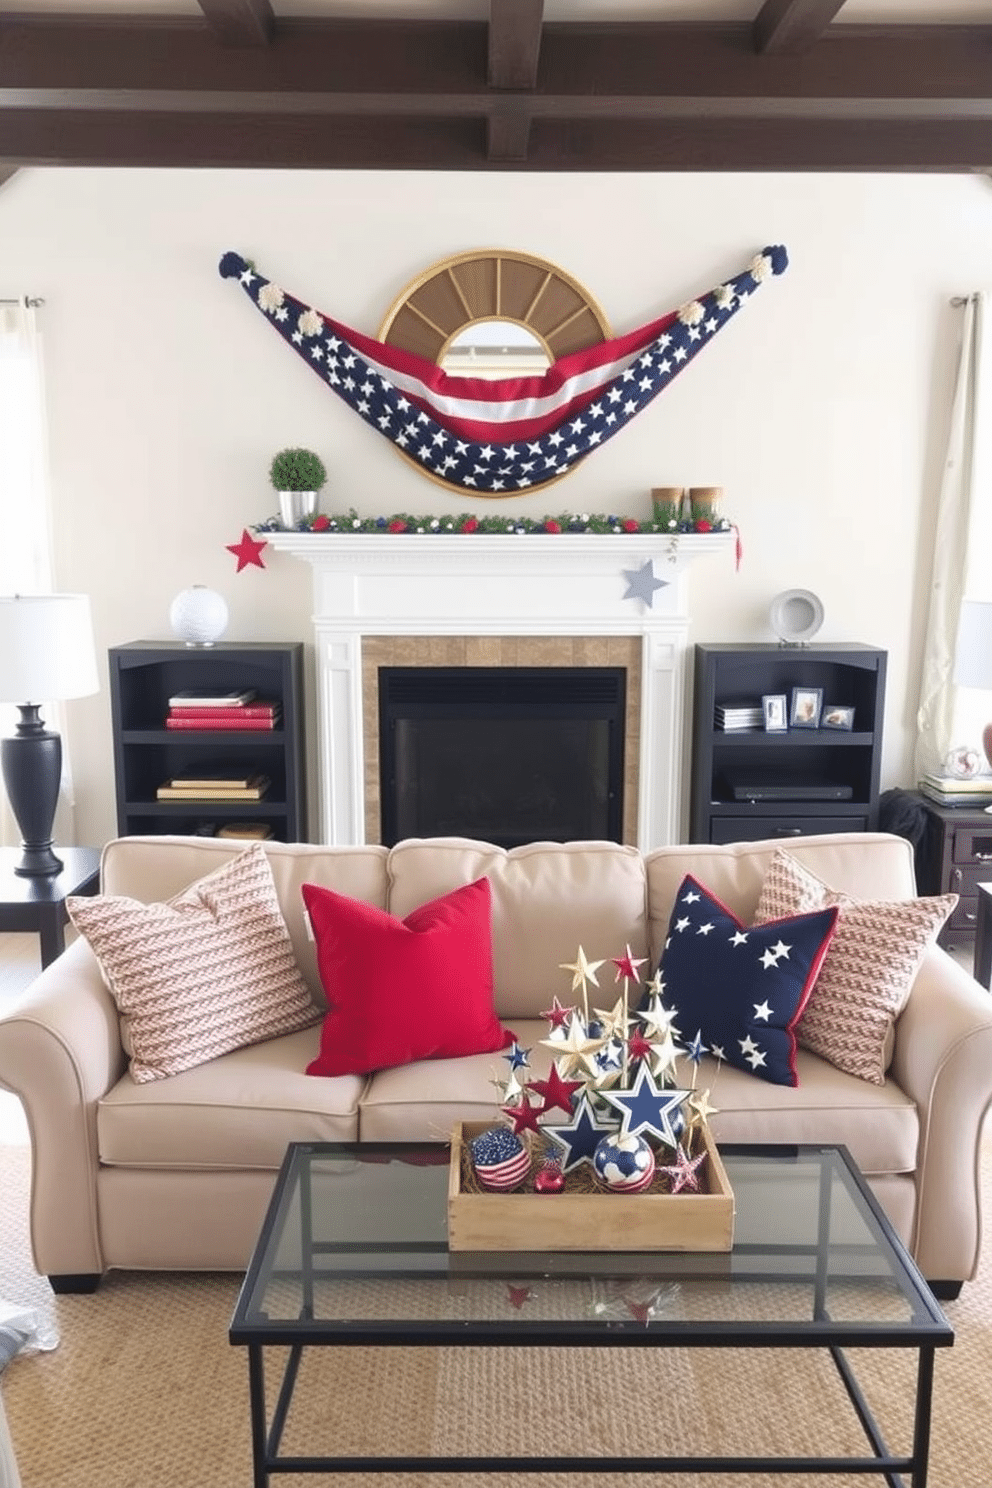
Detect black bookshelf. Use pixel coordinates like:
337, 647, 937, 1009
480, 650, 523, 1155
108, 641, 306, 842
689, 642, 887, 844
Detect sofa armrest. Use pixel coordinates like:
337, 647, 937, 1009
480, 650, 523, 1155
890, 945, 992, 1282
0, 940, 125, 1278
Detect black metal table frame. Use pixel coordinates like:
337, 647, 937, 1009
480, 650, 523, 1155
231, 1143, 952, 1487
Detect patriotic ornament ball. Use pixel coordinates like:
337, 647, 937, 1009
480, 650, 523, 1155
470, 1126, 531, 1192
593, 1132, 657, 1193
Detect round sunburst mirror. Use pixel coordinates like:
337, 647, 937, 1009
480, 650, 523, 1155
378, 249, 611, 494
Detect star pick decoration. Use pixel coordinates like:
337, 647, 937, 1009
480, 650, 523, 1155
621, 559, 668, 608
599, 1062, 690, 1148
525, 1064, 583, 1117
559, 946, 606, 1022
226, 528, 268, 572
540, 995, 575, 1029
658, 1144, 707, 1194
543, 1094, 616, 1173
500, 1096, 544, 1136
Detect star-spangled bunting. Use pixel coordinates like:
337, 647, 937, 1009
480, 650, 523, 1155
226, 528, 268, 572
219, 246, 788, 495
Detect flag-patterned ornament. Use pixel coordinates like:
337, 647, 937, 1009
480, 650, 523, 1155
470, 1126, 531, 1192
219, 246, 788, 496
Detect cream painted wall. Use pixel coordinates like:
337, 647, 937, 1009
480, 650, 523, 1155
1, 167, 990, 847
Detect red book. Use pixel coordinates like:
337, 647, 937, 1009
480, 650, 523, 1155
165, 716, 279, 731
167, 703, 281, 720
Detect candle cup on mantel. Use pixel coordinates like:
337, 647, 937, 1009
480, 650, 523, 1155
651, 487, 684, 529
689, 487, 723, 522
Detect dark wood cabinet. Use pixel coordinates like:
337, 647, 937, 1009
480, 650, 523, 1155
689, 643, 887, 844
108, 641, 307, 842
915, 794, 992, 953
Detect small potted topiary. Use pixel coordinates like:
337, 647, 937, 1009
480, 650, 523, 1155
269, 447, 327, 529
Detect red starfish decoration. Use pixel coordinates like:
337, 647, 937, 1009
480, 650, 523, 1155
226, 528, 268, 572
525, 1064, 583, 1117
658, 1145, 706, 1194
540, 995, 574, 1029
500, 1097, 544, 1136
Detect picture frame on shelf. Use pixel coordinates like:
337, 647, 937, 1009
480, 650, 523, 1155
822, 704, 855, 731
790, 686, 823, 730
762, 693, 788, 733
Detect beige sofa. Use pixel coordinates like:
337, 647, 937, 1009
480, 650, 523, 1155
1, 831, 991, 1296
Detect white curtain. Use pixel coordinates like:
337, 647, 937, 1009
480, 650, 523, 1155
915, 294, 992, 779
0, 297, 80, 849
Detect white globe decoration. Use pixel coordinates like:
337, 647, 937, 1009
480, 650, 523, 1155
169, 586, 229, 647
593, 1132, 657, 1193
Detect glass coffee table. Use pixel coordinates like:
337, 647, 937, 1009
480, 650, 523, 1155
230, 1141, 952, 1487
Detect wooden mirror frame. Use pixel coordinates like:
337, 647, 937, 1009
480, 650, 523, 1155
378, 249, 611, 496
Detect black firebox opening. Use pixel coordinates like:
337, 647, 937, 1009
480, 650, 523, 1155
379, 667, 626, 849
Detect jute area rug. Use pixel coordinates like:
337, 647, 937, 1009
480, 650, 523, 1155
2, 1133, 991, 1488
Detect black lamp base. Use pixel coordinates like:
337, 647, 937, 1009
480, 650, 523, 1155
0, 705, 65, 878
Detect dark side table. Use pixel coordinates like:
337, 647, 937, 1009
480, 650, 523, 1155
974, 883, 992, 992
0, 846, 101, 970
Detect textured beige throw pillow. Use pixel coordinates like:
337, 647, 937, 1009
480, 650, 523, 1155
753, 849, 957, 1085
68, 843, 319, 1083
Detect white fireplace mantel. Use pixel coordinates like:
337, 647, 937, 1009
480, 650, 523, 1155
265, 531, 734, 849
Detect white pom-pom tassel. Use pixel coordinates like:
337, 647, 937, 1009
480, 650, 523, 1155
259, 282, 285, 313
749, 253, 772, 283
713, 284, 735, 309
677, 299, 705, 326
298, 308, 323, 337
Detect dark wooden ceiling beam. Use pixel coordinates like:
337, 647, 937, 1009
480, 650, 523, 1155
488, 0, 543, 90
753, 0, 849, 55
0, 18, 990, 171
196, 1, 274, 47
1, 108, 988, 174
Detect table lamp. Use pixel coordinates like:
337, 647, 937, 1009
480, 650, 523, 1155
953, 598, 992, 782
0, 594, 99, 877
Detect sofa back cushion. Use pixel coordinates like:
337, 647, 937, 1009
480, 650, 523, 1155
100, 836, 389, 1003
645, 832, 918, 965
386, 838, 648, 1020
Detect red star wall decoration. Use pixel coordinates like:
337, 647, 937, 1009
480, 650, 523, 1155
226, 528, 268, 572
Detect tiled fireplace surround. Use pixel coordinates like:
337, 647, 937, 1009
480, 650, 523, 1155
266, 531, 730, 850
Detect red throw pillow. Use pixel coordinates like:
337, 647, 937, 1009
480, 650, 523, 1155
303, 876, 515, 1077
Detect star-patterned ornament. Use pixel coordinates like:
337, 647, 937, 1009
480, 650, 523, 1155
621, 559, 668, 608
525, 1064, 583, 1117
225, 528, 268, 572
543, 1094, 617, 1174
638, 992, 681, 1042
599, 1063, 690, 1148
593, 996, 634, 1040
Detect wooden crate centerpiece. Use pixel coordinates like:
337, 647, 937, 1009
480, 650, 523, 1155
448, 1119, 734, 1253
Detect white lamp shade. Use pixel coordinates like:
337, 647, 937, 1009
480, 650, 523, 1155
0, 594, 99, 703
954, 600, 992, 691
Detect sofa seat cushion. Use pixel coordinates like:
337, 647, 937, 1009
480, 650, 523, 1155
358, 1020, 918, 1179
704, 1051, 918, 1177
97, 1027, 363, 1170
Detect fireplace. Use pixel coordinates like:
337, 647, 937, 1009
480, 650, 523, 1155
263, 530, 731, 849
378, 666, 626, 848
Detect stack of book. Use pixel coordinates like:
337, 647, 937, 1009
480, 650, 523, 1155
918, 770, 992, 807
155, 770, 271, 802
715, 702, 764, 731
165, 689, 282, 731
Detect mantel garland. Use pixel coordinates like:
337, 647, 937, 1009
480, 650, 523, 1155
252, 507, 734, 537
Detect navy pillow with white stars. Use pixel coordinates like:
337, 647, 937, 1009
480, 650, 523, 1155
647, 874, 839, 1087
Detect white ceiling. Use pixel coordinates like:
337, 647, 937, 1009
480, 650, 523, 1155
2, 1, 989, 22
